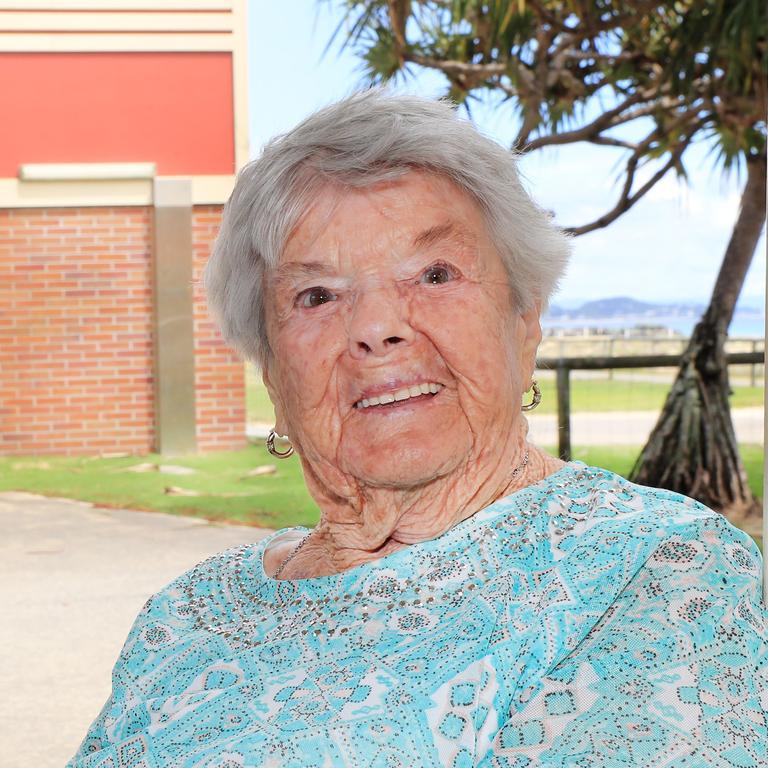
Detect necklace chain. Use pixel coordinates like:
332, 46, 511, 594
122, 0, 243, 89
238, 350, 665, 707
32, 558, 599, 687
272, 449, 530, 581
273, 531, 312, 580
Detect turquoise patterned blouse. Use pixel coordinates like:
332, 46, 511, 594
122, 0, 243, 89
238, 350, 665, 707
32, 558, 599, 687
69, 463, 767, 767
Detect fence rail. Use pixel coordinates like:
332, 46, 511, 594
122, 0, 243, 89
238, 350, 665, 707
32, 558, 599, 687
535, 351, 765, 460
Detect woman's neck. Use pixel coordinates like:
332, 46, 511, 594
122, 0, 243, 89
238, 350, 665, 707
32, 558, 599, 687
275, 442, 563, 579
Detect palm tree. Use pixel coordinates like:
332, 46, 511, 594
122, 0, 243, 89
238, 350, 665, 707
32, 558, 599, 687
326, 0, 767, 515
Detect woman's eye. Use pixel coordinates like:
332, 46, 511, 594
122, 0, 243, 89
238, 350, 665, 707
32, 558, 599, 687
298, 286, 336, 308
419, 263, 457, 285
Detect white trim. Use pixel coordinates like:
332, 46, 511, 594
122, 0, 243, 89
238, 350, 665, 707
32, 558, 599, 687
0, 11, 233, 32
186, 174, 234, 205
20, 162, 156, 181
154, 177, 192, 207
0, 174, 233, 207
0, 177, 154, 207
231, 0, 249, 170
0, 31, 233, 51
0, 1, 232, 9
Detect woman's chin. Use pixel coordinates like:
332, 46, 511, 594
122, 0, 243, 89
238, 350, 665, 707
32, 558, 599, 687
339, 429, 469, 490
333, 398, 471, 486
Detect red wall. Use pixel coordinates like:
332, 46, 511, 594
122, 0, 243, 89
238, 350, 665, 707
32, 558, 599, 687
0, 52, 235, 177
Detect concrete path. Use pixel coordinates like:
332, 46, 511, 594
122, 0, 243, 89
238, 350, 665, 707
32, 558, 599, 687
526, 407, 764, 446
0, 493, 269, 768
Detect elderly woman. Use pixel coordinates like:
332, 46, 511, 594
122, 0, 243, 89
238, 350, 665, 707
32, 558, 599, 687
69, 92, 765, 767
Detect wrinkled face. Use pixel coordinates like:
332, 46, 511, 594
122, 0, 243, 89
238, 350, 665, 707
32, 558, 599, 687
263, 172, 541, 490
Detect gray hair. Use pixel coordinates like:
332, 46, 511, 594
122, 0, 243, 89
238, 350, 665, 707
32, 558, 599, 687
205, 89, 570, 365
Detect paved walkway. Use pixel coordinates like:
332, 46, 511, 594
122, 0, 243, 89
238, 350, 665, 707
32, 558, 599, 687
525, 407, 764, 446
0, 492, 268, 768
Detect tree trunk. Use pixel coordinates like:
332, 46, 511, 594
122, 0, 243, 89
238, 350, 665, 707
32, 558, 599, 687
630, 152, 766, 519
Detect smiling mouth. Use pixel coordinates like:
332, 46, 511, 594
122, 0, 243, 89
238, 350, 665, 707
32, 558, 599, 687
354, 382, 443, 410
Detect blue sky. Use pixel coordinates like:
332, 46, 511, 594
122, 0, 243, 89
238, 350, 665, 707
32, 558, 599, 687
246, 1, 766, 308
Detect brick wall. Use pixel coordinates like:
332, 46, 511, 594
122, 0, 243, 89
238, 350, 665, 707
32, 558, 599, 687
0, 207, 154, 455
0, 205, 245, 455
192, 205, 246, 452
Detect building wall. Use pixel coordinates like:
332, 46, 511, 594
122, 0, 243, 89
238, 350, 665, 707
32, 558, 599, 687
0, 2, 248, 455
192, 205, 246, 452
0, 205, 245, 455
0, 52, 235, 177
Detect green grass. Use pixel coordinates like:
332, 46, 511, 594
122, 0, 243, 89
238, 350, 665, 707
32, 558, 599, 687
0, 447, 319, 530
244, 367, 763, 422
534, 378, 763, 415
1, 445, 763, 548
245, 366, 275, 423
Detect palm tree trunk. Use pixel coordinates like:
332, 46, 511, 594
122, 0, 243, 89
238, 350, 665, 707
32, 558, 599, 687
630, 152, 766, 518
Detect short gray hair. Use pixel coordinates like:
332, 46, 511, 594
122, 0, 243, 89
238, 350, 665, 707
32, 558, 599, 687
205, 89, 570, 365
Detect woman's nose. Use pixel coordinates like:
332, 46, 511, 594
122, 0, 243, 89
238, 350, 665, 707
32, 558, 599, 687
347, 286, 415, 358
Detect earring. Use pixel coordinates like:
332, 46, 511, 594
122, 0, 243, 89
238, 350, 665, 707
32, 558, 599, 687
521, 380, 542, 412
266, 429, 294, 458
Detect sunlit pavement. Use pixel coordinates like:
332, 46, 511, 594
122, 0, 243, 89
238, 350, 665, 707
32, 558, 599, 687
0, 493, 268, 768
525, 407, 764, 446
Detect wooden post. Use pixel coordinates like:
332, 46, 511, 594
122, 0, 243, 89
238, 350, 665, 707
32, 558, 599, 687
608, 337, 614, 380
556, 365, 571, 461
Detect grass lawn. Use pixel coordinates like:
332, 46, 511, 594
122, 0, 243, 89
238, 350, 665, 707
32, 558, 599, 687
534, 377, 763, 415
1, 447, 320, 529
245, 366, 275, 422
245, 366, 763, 422
1, 444, 763, 548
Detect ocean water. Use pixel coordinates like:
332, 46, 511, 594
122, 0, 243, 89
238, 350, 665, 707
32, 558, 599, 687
543, 310, 765, 339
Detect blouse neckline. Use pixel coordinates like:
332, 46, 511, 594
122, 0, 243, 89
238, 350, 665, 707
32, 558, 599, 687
255, 461, 587, 597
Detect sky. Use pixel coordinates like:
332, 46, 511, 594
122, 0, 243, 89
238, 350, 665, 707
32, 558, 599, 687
246, 0, 766, 309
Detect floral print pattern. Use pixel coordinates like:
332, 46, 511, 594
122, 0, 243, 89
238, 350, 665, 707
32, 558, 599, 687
68, 463, 766, 767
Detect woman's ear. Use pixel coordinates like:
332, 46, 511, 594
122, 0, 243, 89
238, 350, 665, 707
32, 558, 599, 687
261, 364, 290, 438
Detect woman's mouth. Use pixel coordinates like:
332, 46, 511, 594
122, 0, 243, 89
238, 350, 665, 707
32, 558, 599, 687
354, 382, 443, 410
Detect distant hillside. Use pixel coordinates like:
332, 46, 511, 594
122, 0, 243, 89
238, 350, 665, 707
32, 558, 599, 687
546, 297, 705, 319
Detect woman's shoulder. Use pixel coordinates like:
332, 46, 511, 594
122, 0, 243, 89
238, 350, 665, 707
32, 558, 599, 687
130, 528, 300, 633
557, 461, 752, 541
541, 462, 763, 595
488, 468, 765, 768
489, 464, 765, 693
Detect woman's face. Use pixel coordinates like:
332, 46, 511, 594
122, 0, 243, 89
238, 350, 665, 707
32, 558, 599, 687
264, 172, 541, 491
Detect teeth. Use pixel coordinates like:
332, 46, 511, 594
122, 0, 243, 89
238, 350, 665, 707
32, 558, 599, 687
356, 382, 442, 409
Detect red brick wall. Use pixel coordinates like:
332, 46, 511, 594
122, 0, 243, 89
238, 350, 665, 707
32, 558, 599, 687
192, 205, 246, 451
0, 204, 245, 455
0, 207, 154, 455
192, 205, 247, 452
